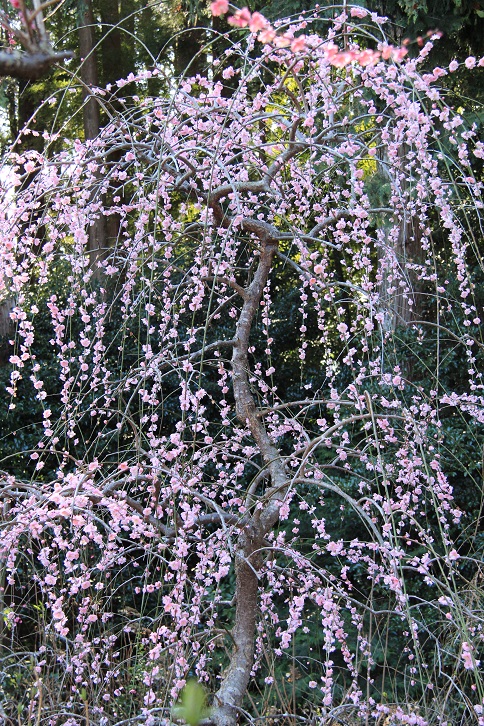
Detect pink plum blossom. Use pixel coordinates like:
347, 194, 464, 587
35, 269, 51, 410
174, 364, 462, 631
210, 0, 228, 16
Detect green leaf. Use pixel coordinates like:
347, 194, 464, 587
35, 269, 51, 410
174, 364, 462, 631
173, 680, 208, 726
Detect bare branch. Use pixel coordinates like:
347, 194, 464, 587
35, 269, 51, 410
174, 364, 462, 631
0, 50, 73, 80
202, 275, 247, 300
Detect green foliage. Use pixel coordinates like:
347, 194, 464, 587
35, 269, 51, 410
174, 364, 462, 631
173, 680, 209, 726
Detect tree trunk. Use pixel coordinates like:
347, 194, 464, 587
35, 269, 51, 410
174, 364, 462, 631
378, 146, 423, 331
78, 0, 106, 268
0, 298, 14, 365
98, 0, 129, 250
78, 0, 100, 142
211, 239, 287, 726
99, 0, 121, 87
175, 18, 206, 79
378, 220, 423, 331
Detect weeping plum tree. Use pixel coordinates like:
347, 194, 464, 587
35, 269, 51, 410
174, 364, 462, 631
1, 4, 484, 725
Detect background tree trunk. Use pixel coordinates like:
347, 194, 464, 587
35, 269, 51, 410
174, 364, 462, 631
78, 0, 100, 142
378, 146, 424, 332
78, 0, 107, 269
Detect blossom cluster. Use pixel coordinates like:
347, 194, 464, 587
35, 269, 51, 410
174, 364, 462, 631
211, 1, 409, 64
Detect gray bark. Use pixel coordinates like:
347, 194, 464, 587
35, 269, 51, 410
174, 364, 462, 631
377, 146, 423, 331
0, 50, 73, 80
211, 239, 289, 726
